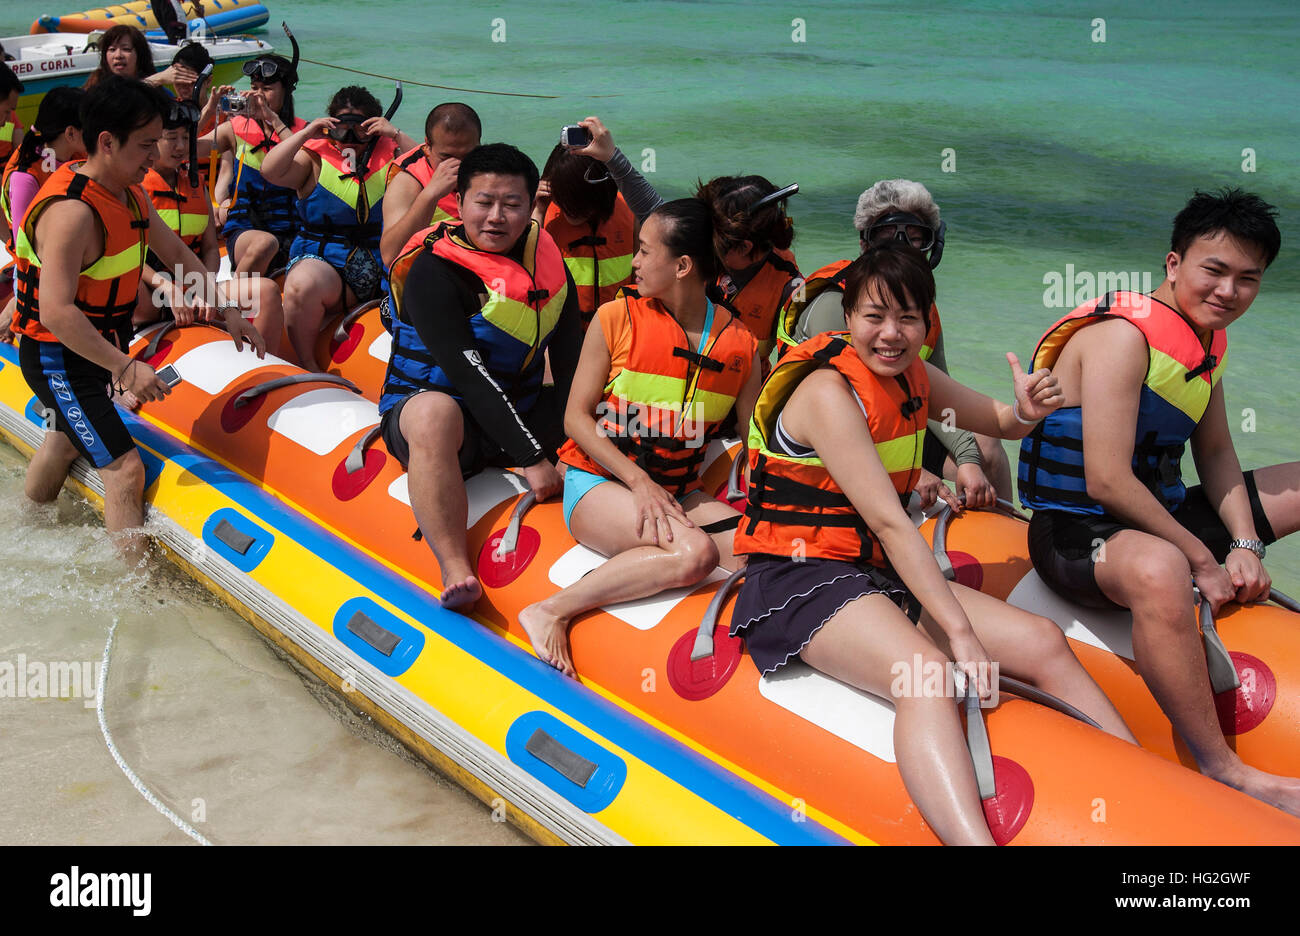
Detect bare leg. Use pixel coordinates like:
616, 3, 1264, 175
400, 391, 482, 610
1096, 529, 1300, 816
282, 257, 342, 370
231, 229, 281, 276
519, 482, 723, 676
920, 581, 1137, 743
100, 449, 149, 567
221, 276, 284, 358
800, 593, 996, 846
25, 428, 80, 504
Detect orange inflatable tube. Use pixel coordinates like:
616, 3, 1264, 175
77, 308, 1300, 845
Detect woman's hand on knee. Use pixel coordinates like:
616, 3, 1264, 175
630, 476, 692, 545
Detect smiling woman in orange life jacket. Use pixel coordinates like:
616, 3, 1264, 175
781, 179, 1015, 513
518, 198, 763, 678
260, 85, 418, 368
131, 102, 286, 354
531, 144, 637, 328
730, 244, 1135, 845
556, 116, 802, 360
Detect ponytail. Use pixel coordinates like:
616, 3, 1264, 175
15, 86, 84, 170
695, 174, 794, 263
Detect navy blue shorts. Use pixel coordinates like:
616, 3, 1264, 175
20, 336, 135, 469
731, 557, 919, 675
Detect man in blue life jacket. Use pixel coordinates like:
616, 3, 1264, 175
1018, 189, 1300, 817
380, 143, 581, 609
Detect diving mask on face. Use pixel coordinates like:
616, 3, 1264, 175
327, 113, 371, 144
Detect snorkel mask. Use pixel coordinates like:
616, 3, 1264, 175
338, 83, 402, 179
327, 113, 370, 144
241, 22, 301, 90
862, 210, 946, 269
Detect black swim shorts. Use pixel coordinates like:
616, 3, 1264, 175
1027, 470, 1277, 610
20, 336, 136, 469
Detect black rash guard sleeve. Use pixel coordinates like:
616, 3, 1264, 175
546, 266, 582, 406
400, 249, 547, 467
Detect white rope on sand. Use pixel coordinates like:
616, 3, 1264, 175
96, 616, 213, 846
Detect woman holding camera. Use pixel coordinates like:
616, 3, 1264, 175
210, 54, 308, 277
566, 117, 801, 363
532, 144, 638, 328
261, 85, 416, 367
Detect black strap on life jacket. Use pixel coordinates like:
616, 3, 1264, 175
1185, 352, 1217, 382
567, 233, 606, 250
298, 218, 382, 249
672, 345, 725, 372
765, 251, 801, 281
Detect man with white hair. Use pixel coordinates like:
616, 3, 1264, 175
776, 179, 1012, 510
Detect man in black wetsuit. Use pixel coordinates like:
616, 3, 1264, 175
379, 143, 581, 608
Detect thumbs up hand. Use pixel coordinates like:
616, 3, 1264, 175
1007, 352, 1063, 423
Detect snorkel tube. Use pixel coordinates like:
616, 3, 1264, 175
281, 21, 301, 79
353, 82, 403, 179
187, 64, 213, 189
746, 182, 799, 217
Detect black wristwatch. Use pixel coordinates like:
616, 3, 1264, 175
1228, 538, 1266, 559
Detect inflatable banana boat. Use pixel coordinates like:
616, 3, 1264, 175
2, 307, 1299, 845
30, 1, 269, 38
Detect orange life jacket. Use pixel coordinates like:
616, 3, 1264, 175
720, 247, 800, 357
542, 195, 635, 325
558, 291, 758, 496
10, 164, 150, 346
734, 331, 929, 568
387, 143, 460, 226
141, 166, 209, 253
775, 258, 943, 361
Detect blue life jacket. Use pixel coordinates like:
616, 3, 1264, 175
379, 222, 570, 416
221, 116, 306, 244
1018, 291, 1228, 515
289, 135, 395, 272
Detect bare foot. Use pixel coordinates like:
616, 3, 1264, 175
518, 602, 575, 678
112, 387, 142, 412
1214, 765, 1300, 819
439, 573, 482, 610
